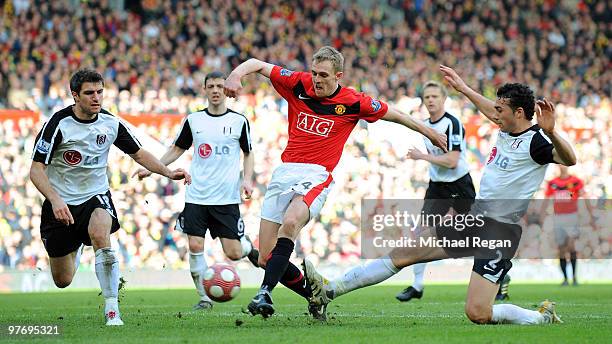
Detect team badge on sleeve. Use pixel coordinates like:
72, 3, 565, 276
280, 68, 294, 77
371, 99, 381, 112
36, 140, 51, 154
451, 134, 461, 145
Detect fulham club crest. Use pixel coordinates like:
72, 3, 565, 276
97, 134, 107, 146
511, 138, 524, 150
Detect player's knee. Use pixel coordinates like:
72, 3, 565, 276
89, 230, 109, 248
225, 248, 242, 261
257, 256, 268, 268
53, 275, 73, 288
464, 303, 492, 324
280, 215, 304, 237
188, 241, 204, 253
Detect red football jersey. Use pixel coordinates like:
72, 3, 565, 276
269, 65, 388, 172
545, 176, 584, 214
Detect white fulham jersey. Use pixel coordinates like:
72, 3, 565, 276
174, 108, 252, 205
423, 112, 469, 182
474, 125, 555, 223
32, 106, 141, 205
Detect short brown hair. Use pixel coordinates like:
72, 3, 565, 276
312, 46, 344, 73
422, 81, 447, 98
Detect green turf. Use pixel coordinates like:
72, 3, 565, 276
1, 284, 610, 343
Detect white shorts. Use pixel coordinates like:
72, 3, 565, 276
553, 213, 579, 246
260, 163, 334, 224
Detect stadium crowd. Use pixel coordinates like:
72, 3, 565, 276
0, 0, 610, 271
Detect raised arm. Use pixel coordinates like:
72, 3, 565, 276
536, 99, 577, 166
224, 58, 275, 98
382, 107, 448, 153
439, 65, 498, 123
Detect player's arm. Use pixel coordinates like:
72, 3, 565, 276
224, 59, 275, 98
536, 99, 577, 166
29, 161, 74, 225
129, 148, 191, 184
579, 188, 597, 226
538, 196, 550, 225
439, 65, 498, 123
242, 151, 254, 199
133, 145, 186, 180
239, 118, 254, 199
407, 149, 460, 169
382, 107, 448, 152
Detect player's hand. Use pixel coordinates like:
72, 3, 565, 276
536, 98, 556, 134
50, 197, 74, 226
589, 216, 597, 230
429, 130, 448, 153
224, 73, 243, 98
439, 65, 469, 94
406, 148, 425, 160
539, 213, 547, 226
242, 180, 253, 200
132, 168, 153, 180
168, 168, 192, 185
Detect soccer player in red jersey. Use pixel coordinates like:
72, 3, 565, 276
224, 46, 447, 318
541, 165, 596, 286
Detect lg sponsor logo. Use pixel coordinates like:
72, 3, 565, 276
198, 143, 231, 159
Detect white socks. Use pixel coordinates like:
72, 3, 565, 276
95, 247, 120, 313
412, 263, 426, 291
491, 304, 545, 325
74, 244, 84, 273
189, 251, 212, 302
330, 256, 400, 299
240, 237, 253, 258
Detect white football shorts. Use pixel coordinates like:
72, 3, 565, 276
260, 163, 334, 224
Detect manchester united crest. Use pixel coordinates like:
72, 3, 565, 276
334, 104, 346, 115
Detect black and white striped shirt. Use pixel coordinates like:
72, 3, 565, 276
32, 106, 141, 205
423, 112, 469, 182
174, 108, 252, 205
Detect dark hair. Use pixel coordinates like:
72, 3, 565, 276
496, 83, 535, 120
204, 71, 226, 86
70, 69, 104, 94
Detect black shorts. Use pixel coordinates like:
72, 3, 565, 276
435, 216, 522, 284
40, 191, 120, 258
176, 203, 244, 240
422, 173, 476, 216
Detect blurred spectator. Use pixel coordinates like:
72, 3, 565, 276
0, 1, 609, 114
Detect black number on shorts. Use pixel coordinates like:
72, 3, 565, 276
301, 182, 313, 190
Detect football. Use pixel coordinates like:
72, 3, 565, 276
202, 264, 241, 302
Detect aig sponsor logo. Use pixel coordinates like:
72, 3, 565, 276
296, 112, 334, 137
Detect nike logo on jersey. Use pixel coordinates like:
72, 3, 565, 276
298, 94, 311, 100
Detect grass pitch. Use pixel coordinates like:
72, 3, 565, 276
1, 284, 610, 343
